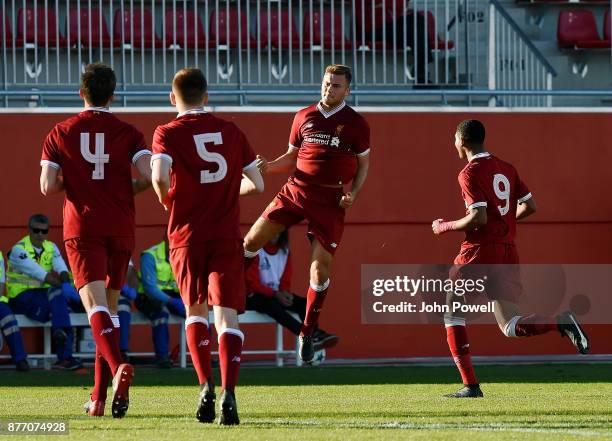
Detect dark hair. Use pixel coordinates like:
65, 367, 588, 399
456, 119, 486, 146
172, 68, 208, 105
28, 214, 49, 228
80, 62, 116, 106
325, 64, 352, 85
276, 230, 289, 250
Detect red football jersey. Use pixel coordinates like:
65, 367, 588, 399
41, 108, 149, 240
458, 152, 531, 246
152, 110, 257, 248
288, 101, 371, 186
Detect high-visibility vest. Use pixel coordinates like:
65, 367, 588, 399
6, 236, 55, 298
139, 241, 178, 293
0, 251, 6, 302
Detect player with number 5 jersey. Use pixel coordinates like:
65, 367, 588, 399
431, 119, 590, 399
40, 63, 152, 419
151, 68, 263, 425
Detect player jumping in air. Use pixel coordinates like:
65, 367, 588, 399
151, 68, 263, 425
432, 119, 589, 398
243, 64, 371, 363
40, 63, 151, 417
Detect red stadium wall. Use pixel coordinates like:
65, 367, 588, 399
1, 110, 611, 361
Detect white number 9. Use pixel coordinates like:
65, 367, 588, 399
493, 173, 510, 216
194, 132, 227, 183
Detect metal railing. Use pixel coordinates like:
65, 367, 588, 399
0, 0, 556, 106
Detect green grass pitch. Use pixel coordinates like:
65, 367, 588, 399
0, 364, 610, 440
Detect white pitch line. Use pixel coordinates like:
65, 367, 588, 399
254, 419, 610, 437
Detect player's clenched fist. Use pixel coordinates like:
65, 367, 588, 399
432, 218, 456, 235
256, 155, 269, 174
339, 191, 355, 209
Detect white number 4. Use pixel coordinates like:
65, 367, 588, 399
80, 133, 109, 180
194, 132, 227, 183
493, 173, 511, 216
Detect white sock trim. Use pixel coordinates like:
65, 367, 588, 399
503, 315, 522, 337
110, 315, 120, 328
244, 249, 258, 259
87, 306, 111, 321
444, 315, 466, 328
218, 327, 244, 343
185, 315, 209, 329
310, 279, 330, 292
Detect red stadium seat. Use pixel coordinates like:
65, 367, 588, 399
421, 11, 454, 50
258, 9, 300, 49
16, 7, 65, 47
209, 8, 255, 48
355, 0, 406, 34
0, 15, 12, 46
603, 9, 611, 41
303, 9, 352, 49
113, 9, 162, 48
164, 8, 206, 48
557, 10, 610, 49
67, 8, 111, 48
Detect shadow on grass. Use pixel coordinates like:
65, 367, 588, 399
0, 364, 610, 388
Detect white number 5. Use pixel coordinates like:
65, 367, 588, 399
80, 133, 109, 180
493, 173, 510, 216
194, 132, 227, 183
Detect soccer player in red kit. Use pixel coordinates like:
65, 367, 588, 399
151, 68, 263, 425
432, 119, 589, 398
243, 64, 371, 363
40, 63, 151, 418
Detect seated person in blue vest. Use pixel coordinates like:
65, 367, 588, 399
135, 233, 185, 368
6, 214, 82, 370
0, 251, 29, 371
244, 230, 339, 352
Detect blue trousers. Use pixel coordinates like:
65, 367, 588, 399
0, 302, 27, 363
135, 294, 184, 359
117, 298, 132, 352
9, 288, 73, 361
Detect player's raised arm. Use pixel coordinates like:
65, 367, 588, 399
240, 163, 265, 196
261, 146, 299, 174
40, 163, 64, 196
516, 194, 537, 220
132, 153, 153, 194
151, 156, 171, 210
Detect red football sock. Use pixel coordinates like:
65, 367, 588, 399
185, 317, 213, 385
446, 325, 478, 385
91, 347, 111, 402
301, 280, 329, 336
88, 307, 122, 375
218, 329, 243, 393
514, 314, 556, 337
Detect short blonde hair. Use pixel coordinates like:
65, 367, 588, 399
324, 64, 352, 84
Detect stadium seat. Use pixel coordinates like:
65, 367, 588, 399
258, 9, 300, 49
557, 10, 611, 49
113, 8, 162, 48
421, 11, 455, 50
303, 9, 352, 49
67, 8, 111, 48
16, 7, 65, 47
0, 15, 12, 46
164, 8, 206, 49
603, 9, 611, 41
209, 8, 255, 48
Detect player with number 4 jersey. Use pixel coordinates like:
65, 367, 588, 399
431, 119, 590, 399
151, 68, 263, 425
40, 63, 151, 419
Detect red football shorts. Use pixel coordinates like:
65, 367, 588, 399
65, 236, 134, 291
169, 239, 245, 312
262, 177, 345, 255
450, 243, 522, 302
